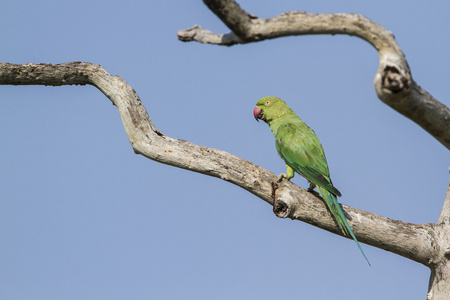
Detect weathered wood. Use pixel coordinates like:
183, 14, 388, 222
178, 4, 450, 150
2, 2, 450, 297
0, 61, 440, 267
177, 1, 450, 297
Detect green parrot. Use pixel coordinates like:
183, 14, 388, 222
254, 96, 370, 265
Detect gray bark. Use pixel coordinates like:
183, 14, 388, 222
178, 1, 450, 150
1, 1, 449, 298
427, 178, 450, 299
0, 61, 445, 264
178, 2, 450, 298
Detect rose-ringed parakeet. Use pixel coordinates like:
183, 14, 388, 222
254, 96, 370, 265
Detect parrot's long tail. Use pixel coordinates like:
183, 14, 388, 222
318, 187, 371, 266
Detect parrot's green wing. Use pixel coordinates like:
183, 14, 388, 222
273, 122, 371, 265
275, 122, 341, 197
255, 96, 370, 265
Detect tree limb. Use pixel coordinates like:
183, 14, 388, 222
437, 171, 450, 226
177, 0, 450, 150
0, 61, 439, 266
428, 175, 450, 298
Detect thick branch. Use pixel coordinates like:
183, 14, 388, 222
202, 0, 253, 40
428, 174, 450, 298
177, 1, 450, 150
437, 171, 450, 226
0, 62, 273, 201
272, 181, 436, 265
0, 62, 439, 266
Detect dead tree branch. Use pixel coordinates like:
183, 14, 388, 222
177, 1, 450, 297
0, 61, 440, 267
178, 0, 450, 150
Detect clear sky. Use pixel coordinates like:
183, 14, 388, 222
1, 1, 449, 299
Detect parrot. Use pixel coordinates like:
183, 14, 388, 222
253, 96, 370, 265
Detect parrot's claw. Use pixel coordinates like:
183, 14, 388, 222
277, 173, 294, 182
307, 182, 316, 192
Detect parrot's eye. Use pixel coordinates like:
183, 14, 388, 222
265, 100, 271, 106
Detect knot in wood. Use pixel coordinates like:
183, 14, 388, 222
273, 198, 290, 218
271, 181, 295, 219
382, 65, 410, 94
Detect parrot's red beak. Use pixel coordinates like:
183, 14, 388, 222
253, 106, 264, 121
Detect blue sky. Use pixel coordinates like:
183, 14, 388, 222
1, 1, 449, 299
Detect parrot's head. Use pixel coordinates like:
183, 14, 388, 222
254, 96, 289, 124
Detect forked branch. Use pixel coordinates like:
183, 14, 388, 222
178, 0, 450, 149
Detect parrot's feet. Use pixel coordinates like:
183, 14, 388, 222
277, 173, 294, 182
307, 182, 316, 192
278, 165, 295, 182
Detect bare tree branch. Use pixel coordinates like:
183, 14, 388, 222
178, 25, 242, 46
177, 2, 450, 296
428, 176, 450, 298
3, 1, 448, 297
178, 1, 450, 150
202, 0, 253, 40
0, 61, 440, 267
437, 171, 450, 226
272, 181, 437, 266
